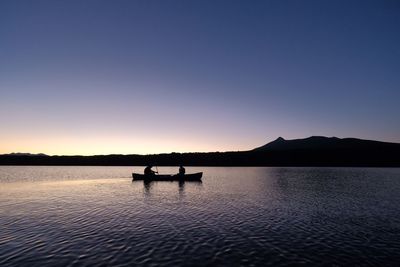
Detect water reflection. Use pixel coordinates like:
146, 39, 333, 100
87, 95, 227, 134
136, 180, 203, 197
142, 180, 152, 195
178, 181, 185, 197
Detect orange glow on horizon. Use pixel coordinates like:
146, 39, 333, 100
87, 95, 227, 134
0, 133, 258, 156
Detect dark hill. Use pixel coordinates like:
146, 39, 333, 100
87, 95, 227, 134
1, 153, 49, 157
253, 136, 400, 152
249, 136, 400, 167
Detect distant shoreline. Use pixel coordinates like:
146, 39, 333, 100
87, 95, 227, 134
0, 152, 399, 167
0, 165, 399, 168
2, 137, 399, 167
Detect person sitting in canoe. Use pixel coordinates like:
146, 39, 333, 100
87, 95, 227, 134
144, 165, 157, 175
178, 165, 185, 175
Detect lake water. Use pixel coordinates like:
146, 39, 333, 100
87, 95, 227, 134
1, 166, 400, 266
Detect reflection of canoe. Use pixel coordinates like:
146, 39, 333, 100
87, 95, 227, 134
132, 172, 203, 181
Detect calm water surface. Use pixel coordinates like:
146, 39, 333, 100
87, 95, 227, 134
1, 166, 400, 266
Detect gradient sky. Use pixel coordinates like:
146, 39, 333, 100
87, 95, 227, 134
1, 0, 400, 155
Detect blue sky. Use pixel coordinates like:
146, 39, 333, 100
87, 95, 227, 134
1, 0, 399, 155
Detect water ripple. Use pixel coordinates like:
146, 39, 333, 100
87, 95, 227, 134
1, 167, 400, 266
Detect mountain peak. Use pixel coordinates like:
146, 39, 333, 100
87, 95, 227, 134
253, 136, 398, 152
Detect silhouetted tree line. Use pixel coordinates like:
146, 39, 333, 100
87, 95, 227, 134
0, 148, 399, 167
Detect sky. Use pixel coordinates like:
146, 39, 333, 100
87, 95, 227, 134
1, 0, 399, 155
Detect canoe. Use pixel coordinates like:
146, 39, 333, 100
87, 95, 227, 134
132, 172, 203, 181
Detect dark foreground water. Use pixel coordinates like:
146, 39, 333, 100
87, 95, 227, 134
1, 166, 400, 266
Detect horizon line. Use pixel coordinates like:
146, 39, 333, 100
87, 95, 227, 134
2, 135, 400, 157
